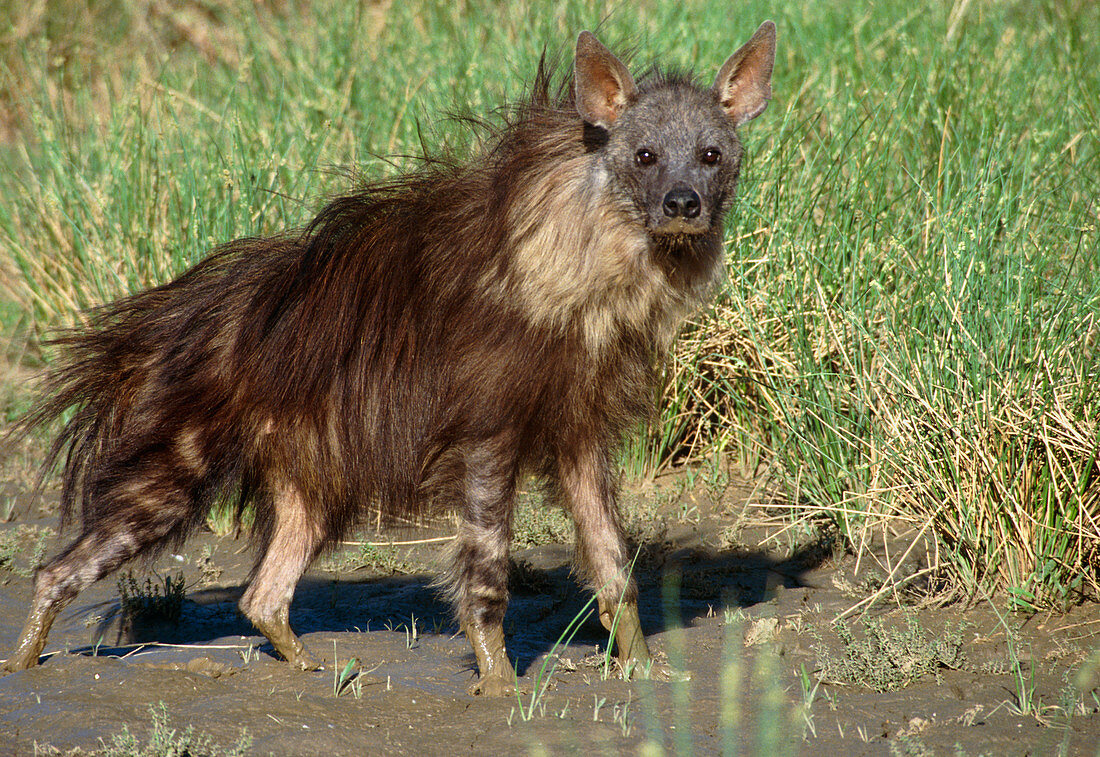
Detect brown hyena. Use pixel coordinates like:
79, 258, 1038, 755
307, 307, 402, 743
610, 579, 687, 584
3, 23, 776, 696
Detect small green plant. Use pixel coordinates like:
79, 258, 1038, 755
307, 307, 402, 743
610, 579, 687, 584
796, 662, 822, 738
612, 693, 634, 737
510, 493, 573, 549
204, 500, 253, 538
1005, 632, 1040, 719
620, 492, 667, 549
0, 525, 50, 577
511, 554, 649, 722
814, 613, 965, 692
723, 606, 748, 625
888, 732, 935, 757
322, 541, 412, 575
513, 593, 600, 722
332, 647, 362, 699
117, 571, 186, 624
101, 702, 251, 757
985, 597, 1064, 724
591, 694, 606, 721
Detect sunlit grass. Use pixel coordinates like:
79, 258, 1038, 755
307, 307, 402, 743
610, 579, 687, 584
1, 0, 1097, 608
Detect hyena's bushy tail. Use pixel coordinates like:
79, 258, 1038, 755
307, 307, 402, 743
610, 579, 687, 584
17, 237, 297, 540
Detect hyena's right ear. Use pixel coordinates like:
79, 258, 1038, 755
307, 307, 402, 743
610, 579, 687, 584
713, 21, 777, 126
574, 31, 637, 129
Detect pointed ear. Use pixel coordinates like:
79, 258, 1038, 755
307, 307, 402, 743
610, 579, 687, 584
713, 21, 776, 126
574, 31, 637, 129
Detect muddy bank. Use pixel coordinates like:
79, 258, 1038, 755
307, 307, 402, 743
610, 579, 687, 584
0, 481, 1097, 755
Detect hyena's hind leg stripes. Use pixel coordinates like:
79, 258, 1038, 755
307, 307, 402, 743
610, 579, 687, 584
559, 446, 652, 676
2, 454, 201, 673
238, 480, 325, 670
446, 439, 519, 696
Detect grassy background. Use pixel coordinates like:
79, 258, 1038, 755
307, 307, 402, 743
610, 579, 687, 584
1, 0, 1097, 609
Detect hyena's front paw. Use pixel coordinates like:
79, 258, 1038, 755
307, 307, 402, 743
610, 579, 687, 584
288, 646, 323, 671
0, 654, 36, 674
463, 621, 515, 696
467, 672, 515, 697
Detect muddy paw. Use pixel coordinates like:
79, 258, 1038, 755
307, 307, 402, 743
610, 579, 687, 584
281, 645, 323, 671
291, 652, 323, 671
0, 660, 23, 675
467, 673, 514, 697
1, 652, 39, 674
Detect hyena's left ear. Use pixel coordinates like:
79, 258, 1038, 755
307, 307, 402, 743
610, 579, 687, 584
713, 21, 777, 126
575, 31, 638, 129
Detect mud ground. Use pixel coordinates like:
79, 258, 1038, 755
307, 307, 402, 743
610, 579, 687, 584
0, 476, 1097, 756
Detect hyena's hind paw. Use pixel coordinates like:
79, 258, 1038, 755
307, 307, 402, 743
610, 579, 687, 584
247, 613, 324, 671
1, 633, 48, 674
0, 652, 40, 675
467, 671, 516, 697
2, 600, 64, 674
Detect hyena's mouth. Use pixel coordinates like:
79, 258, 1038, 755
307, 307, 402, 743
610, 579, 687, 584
649, 217, 710, 236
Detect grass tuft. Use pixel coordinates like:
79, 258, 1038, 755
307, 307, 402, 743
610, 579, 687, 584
100, 702, 251, 757
117, 570, 186, 625
0, 525, 50, 577
814, 613, 966, 692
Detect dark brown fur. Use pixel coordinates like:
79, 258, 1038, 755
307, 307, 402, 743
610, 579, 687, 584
3, 24, 776, 695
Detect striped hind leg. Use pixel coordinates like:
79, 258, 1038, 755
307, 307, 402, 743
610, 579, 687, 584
2, 455, 200, 673
238, 480, 325, 670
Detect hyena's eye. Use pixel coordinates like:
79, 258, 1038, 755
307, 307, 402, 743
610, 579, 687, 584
701, 147, 721, 165
635, 149, 658, 167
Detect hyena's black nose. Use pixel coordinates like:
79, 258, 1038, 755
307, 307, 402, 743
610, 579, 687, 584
662, 187, 701, 219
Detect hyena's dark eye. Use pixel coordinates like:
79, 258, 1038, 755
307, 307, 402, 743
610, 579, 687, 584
635, 149, 658, 166
701, 148, 721, 165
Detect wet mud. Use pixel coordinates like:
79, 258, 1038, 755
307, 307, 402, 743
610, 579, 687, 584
0, 480, 1097, 755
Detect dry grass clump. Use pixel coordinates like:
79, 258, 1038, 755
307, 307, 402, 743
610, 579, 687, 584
658, 256, 1100, 608
635, 288, 794, 476
869, 328, 1100, 608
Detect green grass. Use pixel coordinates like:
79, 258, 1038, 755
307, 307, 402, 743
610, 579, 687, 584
812, 613, 966, 692
117, 570, 187, 624
320, 540, 415, 575
100, 702, 251, 757
0, 524, 50, 576
1, 0, 1097, 609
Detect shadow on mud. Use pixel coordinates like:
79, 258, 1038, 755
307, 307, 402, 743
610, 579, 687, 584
73, 530, 834, 678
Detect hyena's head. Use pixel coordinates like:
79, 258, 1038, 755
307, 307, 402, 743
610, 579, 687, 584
575, 23, 776, 239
